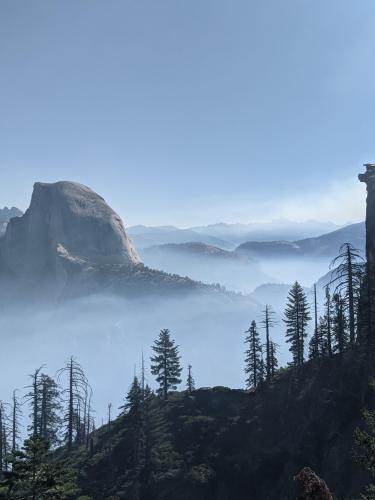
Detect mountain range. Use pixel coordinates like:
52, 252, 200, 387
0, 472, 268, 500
0, 182, 230, 301
235, 222, 365, 260
0, 189, 363, 297
129, 219, 344, 249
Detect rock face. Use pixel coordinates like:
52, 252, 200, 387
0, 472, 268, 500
0, 181, 140, 288
359, 164, 375, 336
359, 164, 375, 269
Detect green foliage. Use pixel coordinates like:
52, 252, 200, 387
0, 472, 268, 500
354, 380, 375, 499
244, 320, 263, 389
284, 281, 311, 366
332, 293, 349, 355
330, 242, 364, 344
151, 329, 182, 399
186, 365, 195, 393
0, 436, 78, 499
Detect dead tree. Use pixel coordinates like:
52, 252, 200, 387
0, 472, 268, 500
57, 356, 90, 450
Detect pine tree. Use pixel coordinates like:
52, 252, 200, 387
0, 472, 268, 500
316, 316, 329, 358
269, 340, 279, 377
244, 320, 263, 389
11, 390, 22, 453
330, 243, 364, 344
261, 305, 277, 382
186, 365, 195, 393
39, 374, 62, 448
125, 377, 145, 474
25, 366, 44, 438
26, 370, 63, 448
150, 329, 182, 399
332, 293, 348, 355
284, 281, 311, 367
120, 376, 143, 417
107, 403, 112, 431
309, 284, 321, 360
2, 436, 78, 498
324, 286, 333, 357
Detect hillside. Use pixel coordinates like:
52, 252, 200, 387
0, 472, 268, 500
236, 222, 365, 260
141, 242, 274, 293
62, 350, 372, 500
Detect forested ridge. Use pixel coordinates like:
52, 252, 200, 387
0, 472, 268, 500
1, 170, 375, 499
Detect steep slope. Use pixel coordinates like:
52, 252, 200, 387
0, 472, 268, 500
0, 181, 241, 301
64, 351, 371, 500
0, 181, 141, 294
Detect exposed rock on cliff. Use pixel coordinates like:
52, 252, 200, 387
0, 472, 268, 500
0, 181, 227, 300
0, 182, 140, 295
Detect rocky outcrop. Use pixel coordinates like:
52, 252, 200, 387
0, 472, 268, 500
0, 206, 23, 235
359, 164, 375, 339
0, 181, 223, 300
0, 181, 140, 292
359, 164, 375, 267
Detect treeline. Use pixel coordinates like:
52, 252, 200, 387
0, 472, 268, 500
244, 242, 366, 390
0, 328, 194, 498
0, 242, 368, 498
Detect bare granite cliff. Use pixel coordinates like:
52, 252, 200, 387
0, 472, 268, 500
0, 181, 220, 300
0, 181, 140, 292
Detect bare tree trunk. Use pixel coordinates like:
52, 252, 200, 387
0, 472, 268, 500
68, 358, 74, 449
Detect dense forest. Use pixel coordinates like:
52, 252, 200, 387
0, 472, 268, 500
0, 237, 374, 499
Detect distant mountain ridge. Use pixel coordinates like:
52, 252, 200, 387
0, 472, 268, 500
128, 219, 343, 249
128, 225, 234, 250
189, 218, 343, 244
235, 222, 365, 260
142, 242, 250, 262
0, 206, 23, 235
0, 182, 251, 302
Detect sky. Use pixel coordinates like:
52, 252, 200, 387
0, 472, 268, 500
1, 0, 374, 227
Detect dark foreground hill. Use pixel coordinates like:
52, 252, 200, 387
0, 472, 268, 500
61, 351, 372, 500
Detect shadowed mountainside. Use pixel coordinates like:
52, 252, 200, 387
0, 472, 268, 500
63, 350, 371, 500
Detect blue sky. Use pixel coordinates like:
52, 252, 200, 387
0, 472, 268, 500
0, 0, 374, 226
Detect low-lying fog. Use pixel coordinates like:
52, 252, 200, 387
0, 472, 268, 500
0, 250, 334, 426
141, 249, 332, 293
0, 291, 305, 425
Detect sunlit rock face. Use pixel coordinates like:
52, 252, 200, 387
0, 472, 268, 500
0, 181, 140, 287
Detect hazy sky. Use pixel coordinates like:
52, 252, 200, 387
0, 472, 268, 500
1, 1, 374, 226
